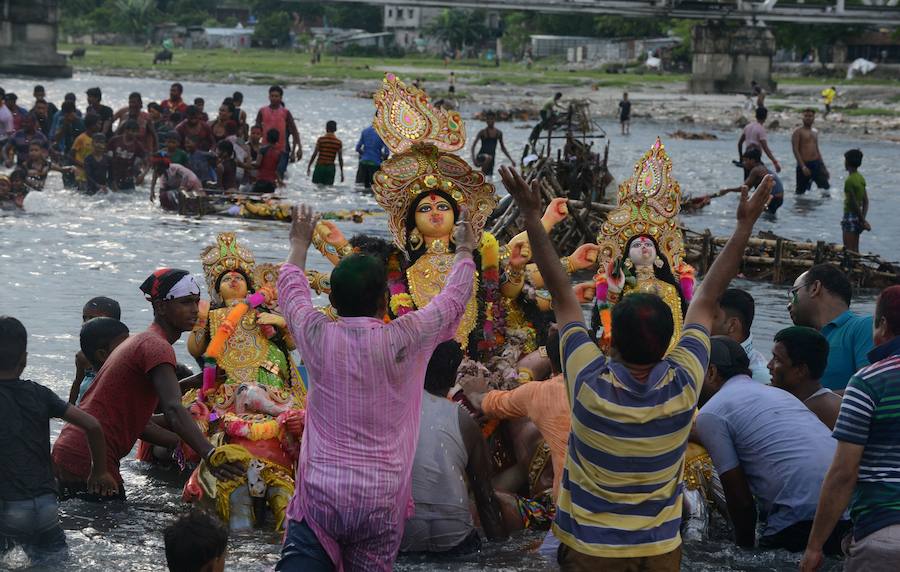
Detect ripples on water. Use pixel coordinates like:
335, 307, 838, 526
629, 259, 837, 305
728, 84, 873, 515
0, 74, 888, 570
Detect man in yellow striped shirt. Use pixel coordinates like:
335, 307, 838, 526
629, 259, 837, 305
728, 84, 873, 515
499, 166, 774, 570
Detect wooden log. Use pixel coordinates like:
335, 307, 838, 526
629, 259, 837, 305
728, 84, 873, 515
773, 238, 784, 283
700, 230, 712, 276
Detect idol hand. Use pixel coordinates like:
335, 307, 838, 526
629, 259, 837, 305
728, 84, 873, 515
571, 243, 600, 271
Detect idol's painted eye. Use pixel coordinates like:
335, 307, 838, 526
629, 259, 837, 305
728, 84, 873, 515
417, 204, 432, 213
436, 202, 451, 211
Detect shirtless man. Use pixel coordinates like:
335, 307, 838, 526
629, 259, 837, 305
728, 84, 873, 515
720, 148, 785, 215
769, 326, 842, 429
113, 92, 157, 153
470, 114, 514, 177
791, 109, 830, 195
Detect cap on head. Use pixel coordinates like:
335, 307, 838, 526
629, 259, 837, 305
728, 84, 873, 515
709, 336, 751, 379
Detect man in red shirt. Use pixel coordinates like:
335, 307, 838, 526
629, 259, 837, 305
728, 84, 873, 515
52, 269, 245, 499
160, 82, 187, 117
176, 106, 215, 152
255, 85, 302, 175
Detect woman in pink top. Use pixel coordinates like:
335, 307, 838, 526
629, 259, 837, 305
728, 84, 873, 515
275, 204, 477, 571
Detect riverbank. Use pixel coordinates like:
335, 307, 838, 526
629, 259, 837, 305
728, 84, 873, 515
57, 44, 900, 138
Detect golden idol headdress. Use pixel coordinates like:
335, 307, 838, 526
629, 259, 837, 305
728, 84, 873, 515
201, 232, 257, 304
596, 138, 685, 268
371, 73, 498, 252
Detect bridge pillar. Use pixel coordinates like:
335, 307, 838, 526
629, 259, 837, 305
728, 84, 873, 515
0, 0, 72, 78
689, 25, 775, 94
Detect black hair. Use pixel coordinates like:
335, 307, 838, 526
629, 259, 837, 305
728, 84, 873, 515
326, 120, 337, 132
129, 91, 141, 101
0, 316, 27, 370
709, 336, 752, 380
423, 341, 464, 395
806, 264, 852, 306
86, 87, 101, 99
876, 285, 900, 337
193, 97, 204, 105
330, 255, 387, 317
546, 327, 562, 374
266, 128, 280, 144
185, 105, 198, 118
623, 234, 687, 316
217, 140, 234, 157
171, 82, 183, 93
755, 106, 768, 121
611, 294, 674, 364
147, 102, 162, 112
802, 107, 816, 114
33, 84, 45, 93
80, 318, 129, 369
232, 91, 243, 102
64, 92, 76, 101
718, 288, 755, 338
10, 168, 26, 181
164, 510, 227, 572
742, 147, 762, 162
845, 149, 863, 169
774, 326, 829, 380
61, 101, 76, 114
84, 296, 121, 320
213, 268, 252, 298
554, 92, 562, 99
269, 85, 283, 96
348, 234, 395, 266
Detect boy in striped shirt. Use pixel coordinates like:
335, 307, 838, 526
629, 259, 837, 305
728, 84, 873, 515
802, 285, 900, 572
307, 120, 343, 186
499, 166, 774, 570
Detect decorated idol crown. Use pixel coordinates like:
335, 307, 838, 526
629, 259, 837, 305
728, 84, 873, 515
201, 232, 279, 305
371, 74, 498, 252
596, 138, 685, 269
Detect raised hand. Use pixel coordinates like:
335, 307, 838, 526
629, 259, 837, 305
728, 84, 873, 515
737, 174, 773, 226
290, 204, 319, 248
499, 165, 542, 219
453, 206, 476, 254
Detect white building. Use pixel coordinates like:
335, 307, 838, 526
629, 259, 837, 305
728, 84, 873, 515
203, 27, 254, 49
382, 5, 443, 48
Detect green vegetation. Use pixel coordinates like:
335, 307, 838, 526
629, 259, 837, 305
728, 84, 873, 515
59, 44, 689, 87
840, 108, 900, 117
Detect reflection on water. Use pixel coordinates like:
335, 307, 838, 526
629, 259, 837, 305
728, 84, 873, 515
0, 74, 887, 570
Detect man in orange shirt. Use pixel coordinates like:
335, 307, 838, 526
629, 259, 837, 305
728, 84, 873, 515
462, 328, 569, 498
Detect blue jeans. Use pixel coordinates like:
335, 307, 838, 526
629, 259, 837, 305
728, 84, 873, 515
276, 518, 334, 572
0, 494, 67, 558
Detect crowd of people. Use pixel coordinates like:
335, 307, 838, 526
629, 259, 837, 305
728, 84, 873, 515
0, 82, 395, 211
1, 78, 897, 572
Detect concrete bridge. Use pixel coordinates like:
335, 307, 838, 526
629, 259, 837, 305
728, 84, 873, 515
0, 0, 71, 77
318, 1, 900, 25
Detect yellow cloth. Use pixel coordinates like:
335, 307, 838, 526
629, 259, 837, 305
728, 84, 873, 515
822, 88, 836, 105
209, 443, 253, 468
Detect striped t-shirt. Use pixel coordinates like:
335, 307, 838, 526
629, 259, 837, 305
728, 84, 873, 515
316, 134, 342, 165
554, 322, 710, 558
832, 336, 900, 540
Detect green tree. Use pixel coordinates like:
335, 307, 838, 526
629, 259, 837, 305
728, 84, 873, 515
425, 9, 489, 51
113, 0, 158, 40
773, 22, 867, 63
253, 11, 291, 48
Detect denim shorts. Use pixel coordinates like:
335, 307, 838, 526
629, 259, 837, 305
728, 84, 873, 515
0, 493, 66, 555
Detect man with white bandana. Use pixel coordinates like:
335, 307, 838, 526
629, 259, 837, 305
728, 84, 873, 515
53, 269, 245, 499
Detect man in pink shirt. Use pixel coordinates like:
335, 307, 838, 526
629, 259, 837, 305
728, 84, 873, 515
738, 106, 780, 175
275, 204, 476, 571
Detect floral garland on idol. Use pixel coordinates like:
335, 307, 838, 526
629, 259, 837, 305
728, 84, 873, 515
387, 233, 504, 358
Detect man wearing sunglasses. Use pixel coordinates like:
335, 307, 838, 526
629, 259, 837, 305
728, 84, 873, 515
787, 264, 873, 392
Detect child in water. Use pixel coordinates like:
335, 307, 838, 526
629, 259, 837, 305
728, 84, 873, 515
83, 134, 111, 194
0, 316, 117, 560
841, 149, 869, 253
164, 510, 228, 572
307, 120, 344, 186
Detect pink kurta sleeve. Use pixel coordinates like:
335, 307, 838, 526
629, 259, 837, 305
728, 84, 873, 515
277, 262, 329, 357
392, 255, 475, 350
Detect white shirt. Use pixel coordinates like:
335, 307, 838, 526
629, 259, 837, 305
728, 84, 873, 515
742, 334, 771, 384
0, 105, 14, 140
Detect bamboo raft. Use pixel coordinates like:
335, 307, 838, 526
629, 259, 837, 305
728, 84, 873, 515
491, 196, 900, 290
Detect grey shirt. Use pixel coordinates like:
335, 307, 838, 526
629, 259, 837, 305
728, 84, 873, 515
696, 375, 837, 536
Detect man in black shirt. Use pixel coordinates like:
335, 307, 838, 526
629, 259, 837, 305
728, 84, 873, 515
0, 316, 116, 558
85, 87, 114, 137
618, 92, 632, 136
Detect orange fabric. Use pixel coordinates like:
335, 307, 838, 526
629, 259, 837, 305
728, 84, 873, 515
481, 374, 570, 497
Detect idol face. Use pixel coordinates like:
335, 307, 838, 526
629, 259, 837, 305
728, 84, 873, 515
628, 236, 657, 267
219, 271, 249, 302
414, 194, 455, 241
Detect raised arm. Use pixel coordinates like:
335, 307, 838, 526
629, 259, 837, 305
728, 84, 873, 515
500, 166, 582, 326
684, 175, 773, 332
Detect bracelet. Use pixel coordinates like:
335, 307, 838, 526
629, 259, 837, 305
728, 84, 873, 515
607, 290, 621, 303
561, 256, 574, 274
505, 266, 525, 283
337, 243, 353, 258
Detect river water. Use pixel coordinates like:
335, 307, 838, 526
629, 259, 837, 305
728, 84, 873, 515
1, 73, 894, 571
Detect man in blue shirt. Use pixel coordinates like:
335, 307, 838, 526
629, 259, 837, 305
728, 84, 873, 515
354, 125, 388, 190
788, 264, 872, 391
695, 336, 850, 553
